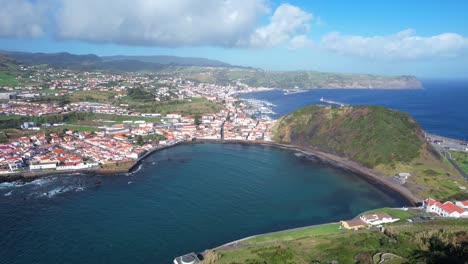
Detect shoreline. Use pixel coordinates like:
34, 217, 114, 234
1, 139, 419, 205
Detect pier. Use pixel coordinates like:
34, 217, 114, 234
320, 97, 348, 107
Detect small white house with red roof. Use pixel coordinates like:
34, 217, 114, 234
423, 198, 468, 218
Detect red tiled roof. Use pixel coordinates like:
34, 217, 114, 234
425, 198, 437, 206
440, 202, 464, 214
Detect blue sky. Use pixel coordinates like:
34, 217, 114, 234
1, 0, 468, 79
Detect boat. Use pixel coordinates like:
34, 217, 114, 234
284, 89, 308, 95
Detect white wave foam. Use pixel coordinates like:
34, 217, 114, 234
131, 164, 143, 174
4, 191, 12, 196
24, 178, 55, 187
0, 182, 21, 189
36, 185, 80, 198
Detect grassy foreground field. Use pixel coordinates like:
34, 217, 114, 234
204, 214, 467, 264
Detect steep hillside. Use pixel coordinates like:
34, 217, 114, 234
273, 105, 464, 199
273, 105, 424, 167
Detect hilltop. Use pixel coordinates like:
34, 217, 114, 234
0, 51, 421, 89
273, 105, 465, 200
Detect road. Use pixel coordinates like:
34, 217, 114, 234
439, 148, 468, 180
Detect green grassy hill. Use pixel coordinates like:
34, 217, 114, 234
205, 217, 467, 264
272, 105, 465, 200
273, 105, 424, 168
0, 54, 21, 87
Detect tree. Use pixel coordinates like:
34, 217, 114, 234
194, 114, 202, 126
136, 135, 143, 146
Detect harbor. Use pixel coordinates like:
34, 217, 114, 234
240, 98, 277, 118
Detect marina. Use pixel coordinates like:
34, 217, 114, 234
240, 98, 277, 117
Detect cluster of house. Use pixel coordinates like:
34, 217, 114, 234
0, 110, 275, 174
224, 113, 273, 141
0, 101, 63, 116
164, 111, 273, 141
423, 198, 468, 218
0, 129, 156, 174
340, 212, 400, 230
68, 102, 128, 115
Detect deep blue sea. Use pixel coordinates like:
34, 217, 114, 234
241, 80, 468, 141
0, 144, 409, 264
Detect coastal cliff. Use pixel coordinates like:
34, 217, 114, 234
272, 105, 464, 200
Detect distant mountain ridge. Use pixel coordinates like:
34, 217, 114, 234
0, 51, 236, 70
0, 50, 422, 89
103, 55, 231, 67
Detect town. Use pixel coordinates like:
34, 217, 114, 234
0, 67, 275, 174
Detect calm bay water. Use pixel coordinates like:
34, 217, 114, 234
0, 143, 409, 263
241, 80, 468, 141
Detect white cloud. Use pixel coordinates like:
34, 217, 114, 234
0, 0, 47, 37
54, 0, 313, 49
246, 4, 313, 49
55, 0, 268, 47
321, 29, 468, 60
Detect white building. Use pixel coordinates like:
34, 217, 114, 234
423, 198, 468, 218
30, 162, 57, 170
360, 213, 400, 225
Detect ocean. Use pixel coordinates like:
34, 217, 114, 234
0, 143, 409, 263
240, 80, 468, 141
